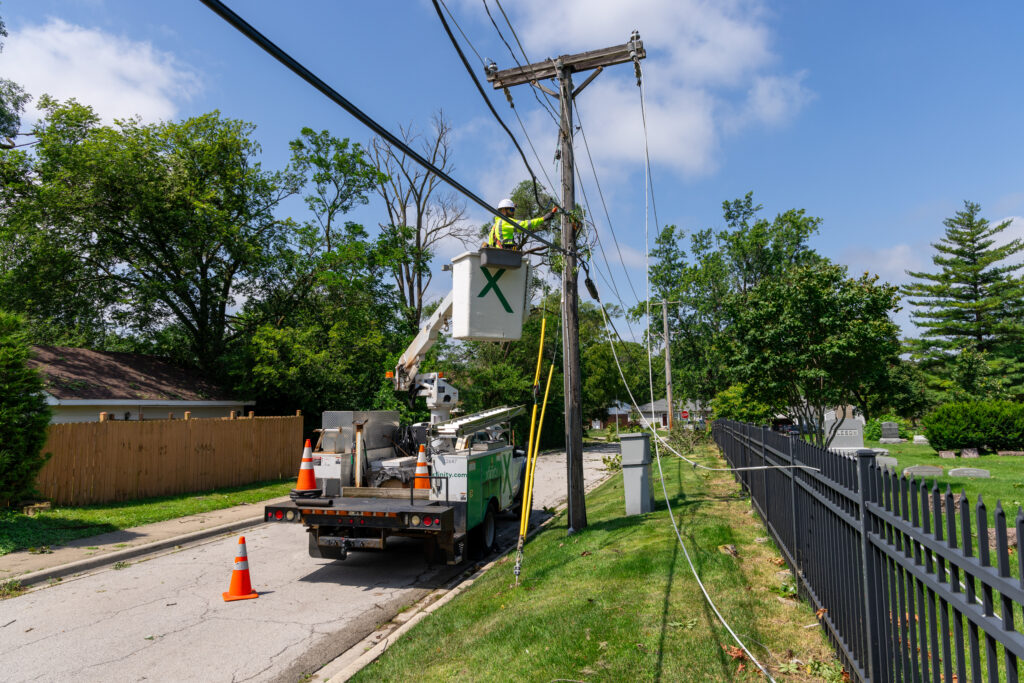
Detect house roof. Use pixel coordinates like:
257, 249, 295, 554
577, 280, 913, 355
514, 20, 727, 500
28, 346, 235, 402
637, 398, 670, 413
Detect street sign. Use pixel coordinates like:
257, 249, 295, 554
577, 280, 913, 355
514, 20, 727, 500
680, 410, 690, 420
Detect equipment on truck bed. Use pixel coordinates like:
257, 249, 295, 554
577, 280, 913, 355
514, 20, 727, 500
266, 250, 532, 564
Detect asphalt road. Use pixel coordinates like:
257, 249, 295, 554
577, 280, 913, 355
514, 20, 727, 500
0, 446, 613, 683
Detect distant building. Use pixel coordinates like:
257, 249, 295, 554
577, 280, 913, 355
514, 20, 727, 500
28, 346, 246, 423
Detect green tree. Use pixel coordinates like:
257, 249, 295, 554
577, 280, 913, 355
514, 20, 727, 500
903, 200, 1024, 395
731, 261, 902, 448
711, 384, 773, 425
0, 311, 51, 505
642, 193, 822, 404
1, 99, 302, 373
0, 11, 30, 146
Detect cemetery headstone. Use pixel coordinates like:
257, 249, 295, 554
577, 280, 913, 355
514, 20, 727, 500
913, 435, 929, 445
997, 451, 1024, 457
961, 448, 980, 459
879, 422, 901, 444
825, 418, 864, 452
904, 464, 944, 479
875, 455, 898, 471
949, 467, 991, 479
938, 450, 956, 459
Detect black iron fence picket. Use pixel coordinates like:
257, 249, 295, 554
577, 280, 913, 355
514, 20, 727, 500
713, 419, 1024, 682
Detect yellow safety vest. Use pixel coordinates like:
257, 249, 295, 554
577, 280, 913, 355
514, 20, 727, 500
488, 215, 547, 248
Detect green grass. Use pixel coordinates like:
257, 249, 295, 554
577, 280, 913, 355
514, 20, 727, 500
868, 439, 1024, 512
0, 478, 295, 556
352, 444, 841, 682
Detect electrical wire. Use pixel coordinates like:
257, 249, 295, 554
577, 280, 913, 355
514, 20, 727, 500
433, 0, 557, 218
572, 100, 644, 308
481, 0, 561, 125
437, 0, 487, 68
196, 0, 567, 256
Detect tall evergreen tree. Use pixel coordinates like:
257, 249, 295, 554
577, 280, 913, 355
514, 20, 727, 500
902, 200, 1024, 394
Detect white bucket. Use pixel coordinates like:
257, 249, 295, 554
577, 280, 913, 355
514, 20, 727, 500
451, 251, 529, 341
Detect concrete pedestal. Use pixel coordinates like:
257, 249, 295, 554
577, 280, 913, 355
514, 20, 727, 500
621, 433, 654, 515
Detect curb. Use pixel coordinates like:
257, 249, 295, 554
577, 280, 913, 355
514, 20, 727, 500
11, 514, 268, 588
321, 470, 614, 682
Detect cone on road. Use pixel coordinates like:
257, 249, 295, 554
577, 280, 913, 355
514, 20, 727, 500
414, 444, 430, 490
222, 536, 258, 602
293, 439, 319, 493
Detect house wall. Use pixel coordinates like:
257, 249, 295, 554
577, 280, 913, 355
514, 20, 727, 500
50, 403, 246, 424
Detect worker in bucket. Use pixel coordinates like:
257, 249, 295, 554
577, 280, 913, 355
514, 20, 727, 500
486, 198, 557, 249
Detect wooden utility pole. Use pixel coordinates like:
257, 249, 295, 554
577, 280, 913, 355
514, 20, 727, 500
663, 300, 673, 430
488, 32, 646, 533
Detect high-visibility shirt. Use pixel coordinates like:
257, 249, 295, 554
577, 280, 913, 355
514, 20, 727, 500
488, 214, 548, 247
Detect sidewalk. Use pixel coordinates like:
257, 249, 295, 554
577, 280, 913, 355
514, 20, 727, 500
0, 496, 289, 584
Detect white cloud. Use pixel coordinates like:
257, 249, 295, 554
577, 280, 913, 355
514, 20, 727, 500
838, 243, 926, 286
3, 18, 200, 124
463, 0, 813, 177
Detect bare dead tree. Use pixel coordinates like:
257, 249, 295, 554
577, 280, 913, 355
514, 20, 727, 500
369, 111, 473, 326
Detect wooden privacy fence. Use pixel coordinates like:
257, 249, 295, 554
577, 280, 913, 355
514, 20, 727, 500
36, 415, 304, 505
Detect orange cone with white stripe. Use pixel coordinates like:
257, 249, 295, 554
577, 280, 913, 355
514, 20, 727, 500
414, 444, 430, 490
222, 536, 258, 602
294, 439, 318, 492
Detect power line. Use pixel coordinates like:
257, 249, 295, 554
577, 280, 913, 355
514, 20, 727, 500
481, 0, 560, 125
573, 100, 644, 308
197, 0, 567, 256
433, 0, 558, 219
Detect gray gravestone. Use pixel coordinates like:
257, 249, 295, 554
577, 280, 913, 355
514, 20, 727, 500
880, 421, 900, 439
913, 435, 929, 445
997, 451, 1024, 456
826, 418, 864, 451
904, 464, 944, 478
961, 448, 980, 459
875, 455, 898, 471
938, 450, 956, 459
949, 467, 991, 478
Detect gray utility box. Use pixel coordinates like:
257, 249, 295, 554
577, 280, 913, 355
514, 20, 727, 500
620, 433, 654, 515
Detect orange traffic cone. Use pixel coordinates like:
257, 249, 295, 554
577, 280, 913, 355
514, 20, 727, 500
294, 439, 318, 492
414, 444, 430, 490
222, 536, 258, 602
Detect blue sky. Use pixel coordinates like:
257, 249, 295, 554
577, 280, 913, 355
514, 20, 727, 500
4, 0, 1024, 336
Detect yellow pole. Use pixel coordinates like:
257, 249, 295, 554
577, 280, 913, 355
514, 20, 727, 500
525, 365, 555, 514
518, 318, 545, 539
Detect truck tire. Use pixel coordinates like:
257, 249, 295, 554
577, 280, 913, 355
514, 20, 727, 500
469, 501, 497, 560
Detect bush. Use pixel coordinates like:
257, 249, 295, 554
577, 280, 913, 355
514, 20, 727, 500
711, 384, 774, 425
0, 312, 52, 505
922, 401, 1024, 452
863, 415, 913, 441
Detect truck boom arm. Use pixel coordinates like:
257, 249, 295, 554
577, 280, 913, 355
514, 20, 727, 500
394, 291, 454, 392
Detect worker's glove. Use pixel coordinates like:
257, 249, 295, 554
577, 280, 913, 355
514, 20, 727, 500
543, 207, 558, 223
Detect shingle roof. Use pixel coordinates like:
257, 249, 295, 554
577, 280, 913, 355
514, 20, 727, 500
28, 346, 235, 401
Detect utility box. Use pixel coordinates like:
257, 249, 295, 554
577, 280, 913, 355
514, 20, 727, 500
621, 433, 654, 515
451, 251, 529, 341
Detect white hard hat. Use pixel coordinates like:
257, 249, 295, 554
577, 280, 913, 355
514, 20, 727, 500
497, 198, 516, 210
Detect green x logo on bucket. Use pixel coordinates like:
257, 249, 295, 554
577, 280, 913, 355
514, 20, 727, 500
478, 266, 513, 313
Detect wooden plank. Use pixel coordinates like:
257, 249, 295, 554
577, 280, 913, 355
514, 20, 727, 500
487, 41, 645, 89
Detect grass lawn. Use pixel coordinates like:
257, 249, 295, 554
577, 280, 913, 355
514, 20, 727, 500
352, 443, 843, 682
0, 478, 295, 556
867, 439, 1024, 513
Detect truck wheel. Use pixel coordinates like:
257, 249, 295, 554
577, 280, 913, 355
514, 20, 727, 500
469, 502, 497, 559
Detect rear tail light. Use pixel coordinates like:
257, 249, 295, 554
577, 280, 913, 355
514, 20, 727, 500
275, 510, 284, 520
267, 511, 274, 520
423, 517, 433, 526
433, 517, 441, 526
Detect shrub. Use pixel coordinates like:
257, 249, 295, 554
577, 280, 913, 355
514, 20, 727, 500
712, 384, 774, 425
863, 415, 913, 441
0, 312, 52, 506
922, 401, 1024, 452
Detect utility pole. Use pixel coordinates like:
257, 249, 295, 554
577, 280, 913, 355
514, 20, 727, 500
488, 33, 646, 533
662, 300, 673, 430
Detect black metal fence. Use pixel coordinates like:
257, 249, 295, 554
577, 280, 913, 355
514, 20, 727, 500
713, 419, 1024, 682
